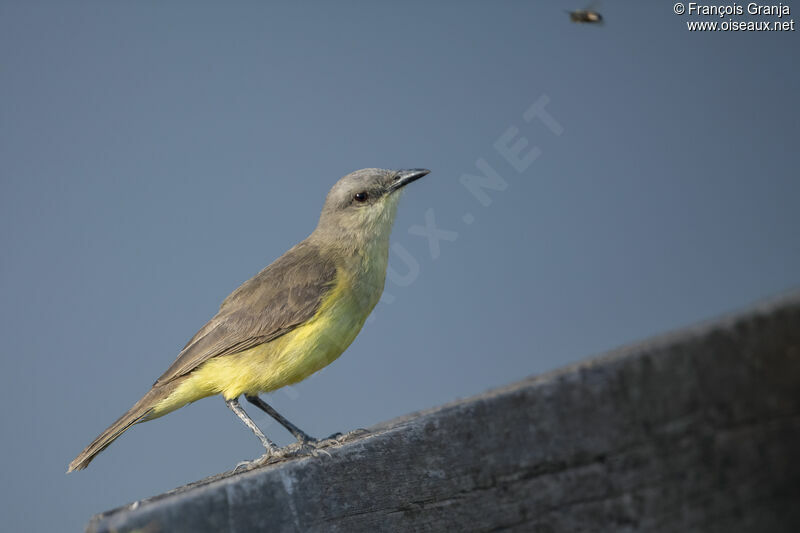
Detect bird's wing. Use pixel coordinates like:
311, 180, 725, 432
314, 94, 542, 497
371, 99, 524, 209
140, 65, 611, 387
154, 240, 338, 386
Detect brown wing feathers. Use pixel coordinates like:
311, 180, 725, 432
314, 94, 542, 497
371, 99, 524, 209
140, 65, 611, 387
154, 240, 337, 386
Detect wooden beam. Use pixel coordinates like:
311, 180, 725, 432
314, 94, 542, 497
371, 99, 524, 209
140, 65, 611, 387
88, 291, 800, 532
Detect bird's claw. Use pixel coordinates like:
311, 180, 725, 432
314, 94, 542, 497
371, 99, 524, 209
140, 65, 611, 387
334, 428, 369, 443
233, 458, 259, 472
295, 428, 369, 455
233, 448, 283, 472
231, 429, 371, 472
294, 440, 332, 459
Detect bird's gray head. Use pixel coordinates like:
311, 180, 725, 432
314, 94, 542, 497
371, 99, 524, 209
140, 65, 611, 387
314, 168, 430, 244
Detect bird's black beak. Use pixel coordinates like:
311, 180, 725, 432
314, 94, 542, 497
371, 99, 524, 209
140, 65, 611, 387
390, 169, 430, 192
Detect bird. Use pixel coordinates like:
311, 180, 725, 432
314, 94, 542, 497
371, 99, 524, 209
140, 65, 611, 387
68, 167, 431, 472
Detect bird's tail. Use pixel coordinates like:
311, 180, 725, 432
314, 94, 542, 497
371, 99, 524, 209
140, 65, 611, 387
67, 384, 175, 472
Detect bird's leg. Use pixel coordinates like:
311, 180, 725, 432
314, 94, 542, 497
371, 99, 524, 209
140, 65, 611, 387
225, 397, 279, 470
244, 394, 316, 444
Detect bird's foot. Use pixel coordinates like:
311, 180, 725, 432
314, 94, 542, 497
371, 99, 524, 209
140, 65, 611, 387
330, 427, 369, 443
303, 427, 369, 447
273, 437, 331, 459
232, 446, 286, 472
296, 439, 332, 459
292, 428, 370, 457
232, 429, 371, 471
233, 456, 264, 473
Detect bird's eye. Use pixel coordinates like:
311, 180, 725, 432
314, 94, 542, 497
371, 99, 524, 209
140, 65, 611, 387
353, 192, 368, 202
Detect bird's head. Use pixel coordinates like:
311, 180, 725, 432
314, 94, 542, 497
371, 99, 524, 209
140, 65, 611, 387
314, 168, 430, 245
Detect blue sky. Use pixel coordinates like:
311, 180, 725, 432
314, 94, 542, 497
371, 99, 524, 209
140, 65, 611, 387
1, 2, 798, 531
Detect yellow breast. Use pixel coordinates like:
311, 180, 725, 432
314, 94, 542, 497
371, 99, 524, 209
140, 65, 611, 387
152, 263, 384, 416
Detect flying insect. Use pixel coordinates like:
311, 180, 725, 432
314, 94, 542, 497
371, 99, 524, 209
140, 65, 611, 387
567, 6, 604, 24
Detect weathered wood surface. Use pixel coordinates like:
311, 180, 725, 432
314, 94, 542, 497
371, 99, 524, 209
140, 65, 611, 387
88, 291, 800, 533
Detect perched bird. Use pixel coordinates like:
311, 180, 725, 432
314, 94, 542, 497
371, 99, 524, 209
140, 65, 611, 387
68, 168, 430, 472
